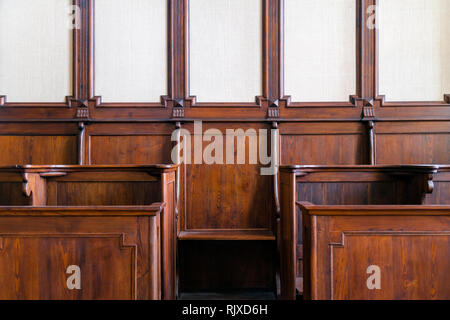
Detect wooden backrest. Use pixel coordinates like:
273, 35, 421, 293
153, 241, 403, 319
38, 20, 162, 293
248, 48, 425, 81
425, 165, 450, 205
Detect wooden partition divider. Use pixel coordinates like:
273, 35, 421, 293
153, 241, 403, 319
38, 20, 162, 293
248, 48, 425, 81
279, 165, 440, 299
0, 164, 178, 300
299, 202, 450, 300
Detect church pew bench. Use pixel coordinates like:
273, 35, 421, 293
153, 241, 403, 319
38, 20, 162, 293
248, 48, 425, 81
279, 165, 439, 299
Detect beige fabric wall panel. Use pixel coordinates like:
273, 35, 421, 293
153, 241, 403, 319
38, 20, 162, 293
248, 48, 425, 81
285, 0, 356, 102
379, 0, 450, 101
0, 0, 72, 102
189, 0, 262, 103
94, 0, 168, 103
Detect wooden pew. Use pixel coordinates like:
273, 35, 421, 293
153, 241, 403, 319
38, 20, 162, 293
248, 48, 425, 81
279, 165, 439, 299
0, 165, 178, 299
0, 205, 162, 300
299, 202, 450, 300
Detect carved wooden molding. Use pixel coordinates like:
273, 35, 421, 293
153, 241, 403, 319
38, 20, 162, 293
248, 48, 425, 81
444, 94, 450, 104
75, 108, 89, 119
172, 107, 185, 119
268, 107, 280, 119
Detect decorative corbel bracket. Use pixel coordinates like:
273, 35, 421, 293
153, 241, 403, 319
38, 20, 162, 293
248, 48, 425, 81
267, 99, 281, 119
172, 99, 185, 118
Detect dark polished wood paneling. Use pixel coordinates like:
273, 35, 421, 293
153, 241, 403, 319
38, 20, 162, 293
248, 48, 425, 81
425, 166, 450, 205
279, 165, 439, 299
0, 165, 177, 299
0, 0, 448, 299
300, 203, 450, 300
0, 206, 162, 300
182, 122, 275, 235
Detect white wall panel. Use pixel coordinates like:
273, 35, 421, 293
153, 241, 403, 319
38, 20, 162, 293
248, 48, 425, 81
190, 0, 262, 103
0, 0, 72, 102
379, 0, 450, 101
285, 0, 356, 102
95, 0, 167, 103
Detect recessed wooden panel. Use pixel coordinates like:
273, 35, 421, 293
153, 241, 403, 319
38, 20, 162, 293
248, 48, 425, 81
0, 136, 77, 165
189, 0, 262, 102
280, 123, 366, 165
0, 212, 160, 300
94, 0, 168, 102
379, 0, 450, 101
375, 122, 450, 164
0, 236, 135, 300
285, 0, 356, 102
0, 0, 72, 102
332, 233, 450, 300
179, 241, 275, 291
89, 135, 172, 164
186, 164, 272, 229
51, 182, 161, 206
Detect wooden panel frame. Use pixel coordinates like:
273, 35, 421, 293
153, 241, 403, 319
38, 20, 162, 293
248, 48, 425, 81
300, 203, 450, 300
0, 0, 448, 121
279, 165, 440, 299
0, 206, 162, 300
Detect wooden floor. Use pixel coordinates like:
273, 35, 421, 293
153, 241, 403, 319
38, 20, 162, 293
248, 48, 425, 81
178, 291, 276, 300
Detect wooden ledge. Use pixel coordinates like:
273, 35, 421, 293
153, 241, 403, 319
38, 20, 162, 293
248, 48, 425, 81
178, 230, 276, 241
0, 203, 165, 216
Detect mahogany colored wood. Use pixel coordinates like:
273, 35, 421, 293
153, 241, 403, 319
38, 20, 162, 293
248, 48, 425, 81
0, 205, 162, 300
0, 1, 448, 299
178, 240, 277, 293
300, 202, 450, 300
0, 165, 178, 299
279, 165, 440, 299
425, 165, 450, 205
